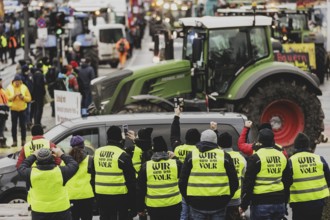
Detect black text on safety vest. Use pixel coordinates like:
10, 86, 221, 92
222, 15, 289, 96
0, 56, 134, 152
152, 162, 171, 180
266, 156, 282, 173
30, 144, 44, 151
98, 151, 114, 167
199, 152, 217, 169
298, 157, 317, 173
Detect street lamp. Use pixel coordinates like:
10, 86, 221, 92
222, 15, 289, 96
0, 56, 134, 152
21, 0, 30, 60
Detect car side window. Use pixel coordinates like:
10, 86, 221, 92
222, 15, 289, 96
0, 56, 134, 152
55, 128, 99, 155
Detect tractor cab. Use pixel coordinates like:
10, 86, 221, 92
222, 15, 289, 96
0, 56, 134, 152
180, 16, 271, 96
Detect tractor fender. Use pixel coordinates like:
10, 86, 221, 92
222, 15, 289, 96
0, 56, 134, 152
131, 94, 174, 110
230, 62, 322, 100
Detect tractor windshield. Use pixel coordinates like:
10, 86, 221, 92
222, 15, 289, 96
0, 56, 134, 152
277, 14, 308, 31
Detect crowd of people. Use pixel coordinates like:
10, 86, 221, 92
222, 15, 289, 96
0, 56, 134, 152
0, 56, 96, 148
16, 107, 330, 220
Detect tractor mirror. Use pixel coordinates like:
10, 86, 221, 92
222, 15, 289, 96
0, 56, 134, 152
192, 38, 203, 63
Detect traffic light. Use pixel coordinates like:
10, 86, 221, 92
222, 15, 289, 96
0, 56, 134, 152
55, 27, 64, 36
55, 12, 65, 36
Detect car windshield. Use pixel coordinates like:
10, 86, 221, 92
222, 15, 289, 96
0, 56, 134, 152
99, 29, 123, 43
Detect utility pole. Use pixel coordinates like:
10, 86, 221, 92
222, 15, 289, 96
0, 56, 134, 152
21, 0, 30, 60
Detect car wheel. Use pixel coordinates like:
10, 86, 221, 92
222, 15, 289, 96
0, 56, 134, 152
1, 192, 27, 204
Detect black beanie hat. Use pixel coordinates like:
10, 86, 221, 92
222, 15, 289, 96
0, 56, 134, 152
107, 126, 123, 142
258, 128, 274, 146
31, 124, 44, 136
258, 123, 272, 131
138, 127, 153, 141
218, 132, 232, 148
294, 132, 310, 149
185, 128, 201, 145
153, 136, 168, 152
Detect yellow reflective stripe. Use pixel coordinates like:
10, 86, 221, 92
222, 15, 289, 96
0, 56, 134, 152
293, 175, 324, 183
95, 182, 126, 186
95, 171, 122, 176
256, 177, 281, 181
147, 183, 178, 188
290, 185, 328, 194
255, 179, 282, 186
190, 172, 226, 176
146, 191, 180, 199
188, 183, 229, 187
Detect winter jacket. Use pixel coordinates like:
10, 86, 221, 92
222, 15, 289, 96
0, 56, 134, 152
238, 126, 288, 157
6, 81, 31, 111
179, 141, 239, 211
78, 63, 95, 91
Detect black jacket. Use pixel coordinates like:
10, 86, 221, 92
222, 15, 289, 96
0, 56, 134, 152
179, 141, 239, 211
136, 152, 182, 212
91, 145, 137, 212
240, 147, 290, 210
78, 64, 95, 94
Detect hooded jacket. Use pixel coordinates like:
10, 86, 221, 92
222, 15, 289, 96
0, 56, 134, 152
179, 141, 238, 211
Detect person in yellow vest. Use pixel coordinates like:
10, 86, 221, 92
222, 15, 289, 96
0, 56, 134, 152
17, 148, 78, 220
218, 132, 246, 220
240, 128, 290, 220
125, 127, 154, 176
287, 133, 330, 220
0, 78, 9, 148
170, 106, 200, 220
66, 135, 95, 220
93, 125, 137, 219
179, 129, 239, 219
0, 33, 8, 64
16, 124, 62, 169
137, 136, 183, 220
6, 74, 32, 147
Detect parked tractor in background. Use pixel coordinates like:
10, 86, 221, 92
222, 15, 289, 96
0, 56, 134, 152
90, 15, 326, 152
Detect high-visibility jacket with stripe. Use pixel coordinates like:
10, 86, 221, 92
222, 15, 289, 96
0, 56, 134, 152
174, 144, 197, 163
94, 146, 128, 195
132, 145, 143, 174
146, 159, 181, 207
253, 148, 287, 194
227, 151, 245, 202
30, 166, 70, 213
187, 148, 230, 196
290, 152, 329, 203
8, 36, 17, 48
66, 155, 94, 200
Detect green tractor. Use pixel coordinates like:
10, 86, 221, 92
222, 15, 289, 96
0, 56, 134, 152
90, 15, 325, 151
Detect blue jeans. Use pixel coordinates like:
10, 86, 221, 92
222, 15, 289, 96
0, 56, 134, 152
180, 197, 190, 220
250, 203, 285, 220
190, 207, 226, 220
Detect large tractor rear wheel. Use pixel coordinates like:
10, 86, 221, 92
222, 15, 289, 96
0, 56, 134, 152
238, 79, 324, 152
315, 44, 326, 84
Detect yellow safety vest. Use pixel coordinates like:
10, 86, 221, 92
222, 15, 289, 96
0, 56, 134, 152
30, 166, 70, 213
24, 139, 50, 158
132, 145, 143, 175
253, 148, 287, 194
174, 144, 197, 163
290, 152, 329, 203
146, 159, 181, 207
187, 148, 230, 196
6, 83, 31, 109
42, 64, 51, 75
227, 151, 245, 202
66, 155, 94, 200
21, 34, 25, 47
1, 36, 7, 47
94, 146, 128, 195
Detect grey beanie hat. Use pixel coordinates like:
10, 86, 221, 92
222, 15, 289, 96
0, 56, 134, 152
36, 148, 53, 163
200, 129, 217, 144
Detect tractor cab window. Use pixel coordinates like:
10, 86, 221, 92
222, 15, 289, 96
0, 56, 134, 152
184, 28, 203, 61
208, 28, 249, 94
249, 27, 269, 59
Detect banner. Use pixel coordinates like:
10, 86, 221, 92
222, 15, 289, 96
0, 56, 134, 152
54, 90, 81, 125
281, 43, 316, 70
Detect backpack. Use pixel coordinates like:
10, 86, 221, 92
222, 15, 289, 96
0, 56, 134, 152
54, 73, 68, 91
118, 41, 125, 53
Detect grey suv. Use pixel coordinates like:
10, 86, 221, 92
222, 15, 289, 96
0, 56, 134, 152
0, 112, 251, 203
